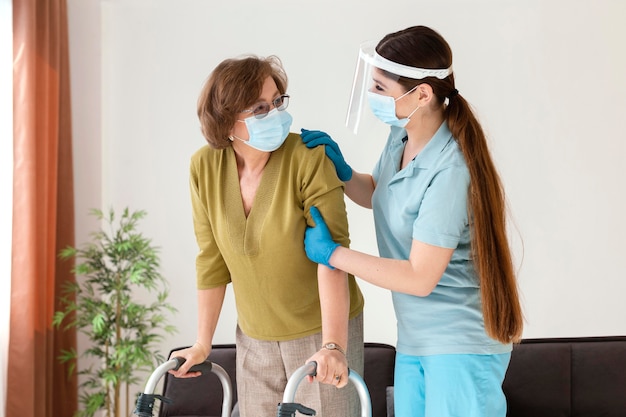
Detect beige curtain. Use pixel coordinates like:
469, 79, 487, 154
7, 0, 77, 416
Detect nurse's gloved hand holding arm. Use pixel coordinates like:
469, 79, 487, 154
301, 129, 353, 181
304, 206, 341, 269
307, 206, 453, 297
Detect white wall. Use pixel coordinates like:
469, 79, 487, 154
68, 0, 626, 380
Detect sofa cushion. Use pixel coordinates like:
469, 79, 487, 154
570, 337, 626, 416
503, 340, 572, 417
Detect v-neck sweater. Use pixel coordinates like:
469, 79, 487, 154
189, 133, 364, 341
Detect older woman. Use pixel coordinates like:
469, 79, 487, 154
170, 54, 364, 417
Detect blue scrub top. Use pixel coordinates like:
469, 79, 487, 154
372, 122, 511, 356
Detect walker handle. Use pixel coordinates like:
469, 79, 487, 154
171, 356, 213, 374
278, 361, 372, 417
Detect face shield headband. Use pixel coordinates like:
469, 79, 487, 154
346, 41, 453, 134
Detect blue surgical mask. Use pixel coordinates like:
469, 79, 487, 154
366, 86, 419, 127
231, 109, 293, 152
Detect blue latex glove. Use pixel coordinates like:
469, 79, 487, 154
301, 128, 353, 181
304, 206, 340, 269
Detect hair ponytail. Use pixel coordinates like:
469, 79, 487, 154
446, 96, 523, 343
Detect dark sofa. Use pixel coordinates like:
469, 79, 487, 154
503, 336, 626, 417
158, 337, 626, 417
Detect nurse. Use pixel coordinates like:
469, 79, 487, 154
302, 25, 523, 417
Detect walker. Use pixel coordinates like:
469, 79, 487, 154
134, 358, 371, 417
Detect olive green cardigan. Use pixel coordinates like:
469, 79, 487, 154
189, 133, 364, 341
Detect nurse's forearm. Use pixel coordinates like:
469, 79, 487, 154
344, 172, 375, 209
329, 243, 452, 297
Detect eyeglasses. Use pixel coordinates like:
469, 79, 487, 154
241, 94, 290, 119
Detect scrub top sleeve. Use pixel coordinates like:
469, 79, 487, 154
412, 165, 470, 249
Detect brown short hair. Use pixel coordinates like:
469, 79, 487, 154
196, 55, 288, 149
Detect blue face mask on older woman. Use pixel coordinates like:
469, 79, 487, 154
231, 108, 293, 152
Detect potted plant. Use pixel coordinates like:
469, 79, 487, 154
53, 207, 177, 417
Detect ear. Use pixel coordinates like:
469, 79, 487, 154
229, 120, 247, 140
417, 83, 435, 105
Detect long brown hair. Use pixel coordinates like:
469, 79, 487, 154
377, 26, 523, 343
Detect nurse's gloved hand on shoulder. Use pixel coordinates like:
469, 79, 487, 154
305, 206, 340, 269
301, 128, 353, 181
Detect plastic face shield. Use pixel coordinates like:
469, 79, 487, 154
345, 41, 453, 134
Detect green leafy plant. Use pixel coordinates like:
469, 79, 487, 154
53, 208, 177, 417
